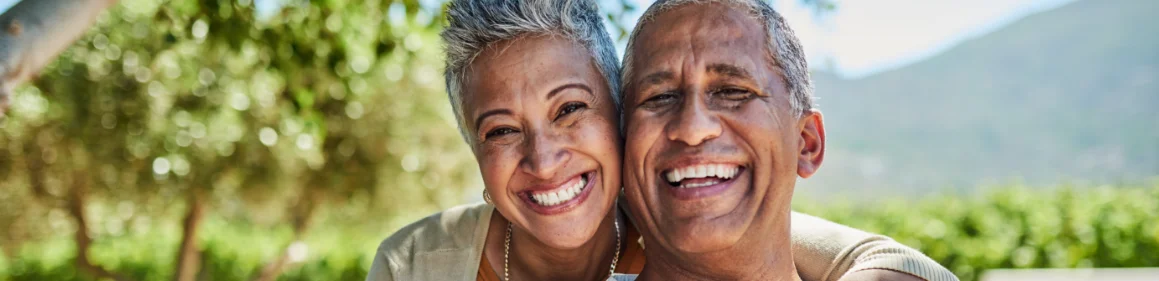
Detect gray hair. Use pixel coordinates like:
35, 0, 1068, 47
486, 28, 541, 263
442, 0, 622, 142
622, 0, 814, 116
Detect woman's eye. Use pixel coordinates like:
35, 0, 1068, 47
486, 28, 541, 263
484, 127, 519, 140
641, 92, 679, 109
555, 102, 588, 120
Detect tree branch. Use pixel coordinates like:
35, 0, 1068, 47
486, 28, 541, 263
0, 0, 117, 114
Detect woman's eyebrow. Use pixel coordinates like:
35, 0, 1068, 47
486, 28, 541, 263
474, 108, 513, 133
546, 83, 594, 100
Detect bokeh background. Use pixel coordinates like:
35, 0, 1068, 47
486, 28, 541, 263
0, 0, 1155, 280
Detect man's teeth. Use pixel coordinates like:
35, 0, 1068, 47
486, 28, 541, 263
531, 176, 587, 206
664, 164, 740, 186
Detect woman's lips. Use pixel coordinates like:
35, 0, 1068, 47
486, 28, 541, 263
528, 174, 587, 206
519, 172, 597, 215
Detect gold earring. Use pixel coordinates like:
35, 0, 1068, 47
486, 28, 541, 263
483, 190, 493, 204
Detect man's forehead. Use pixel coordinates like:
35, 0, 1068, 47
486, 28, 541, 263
630, 2, 769, 77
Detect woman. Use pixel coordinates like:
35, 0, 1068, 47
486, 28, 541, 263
367, 0, 952, 281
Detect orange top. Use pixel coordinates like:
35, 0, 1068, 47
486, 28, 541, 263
477, 225, 646, 281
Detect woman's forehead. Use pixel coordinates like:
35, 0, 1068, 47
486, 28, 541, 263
461, 35, 609, 112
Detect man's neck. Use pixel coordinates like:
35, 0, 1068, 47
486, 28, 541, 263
636, 210, 801, 281
637, 244, 801, 281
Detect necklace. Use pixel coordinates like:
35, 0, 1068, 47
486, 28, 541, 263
503, 214, 621, 281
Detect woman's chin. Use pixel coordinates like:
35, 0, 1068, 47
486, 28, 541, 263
537, 227, 603, 250
514, 184, 616, 250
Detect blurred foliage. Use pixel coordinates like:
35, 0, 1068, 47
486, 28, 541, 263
794, 182, 1159, 281
0, 210, 376, 281
0, 0, 482, 279
2, 183, 1156, 281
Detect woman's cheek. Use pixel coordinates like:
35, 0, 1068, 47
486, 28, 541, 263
478, 149, 516, 192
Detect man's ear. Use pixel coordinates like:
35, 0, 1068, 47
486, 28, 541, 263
797, 109, 825, 178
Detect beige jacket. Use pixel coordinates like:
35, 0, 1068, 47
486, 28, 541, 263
366, 203, 957, 281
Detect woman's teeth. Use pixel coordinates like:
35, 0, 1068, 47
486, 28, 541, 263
530, 176, 587, 206
664, 164, 740, 188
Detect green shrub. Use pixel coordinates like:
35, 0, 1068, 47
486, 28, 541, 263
795, 183, 1159, 281
2, 184, 1156, 281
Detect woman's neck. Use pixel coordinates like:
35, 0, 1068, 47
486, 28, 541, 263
485, 208, 623, 281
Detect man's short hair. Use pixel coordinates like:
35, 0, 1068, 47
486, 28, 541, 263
622, 0, 815, 116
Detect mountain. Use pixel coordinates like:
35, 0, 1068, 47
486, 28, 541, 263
799, 0, 1159, 197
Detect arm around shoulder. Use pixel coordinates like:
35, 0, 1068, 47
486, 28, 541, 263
788, 211, 958, 281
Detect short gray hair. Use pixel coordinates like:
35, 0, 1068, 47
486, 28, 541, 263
622, 0, 814, 116
442, 0, 622, 142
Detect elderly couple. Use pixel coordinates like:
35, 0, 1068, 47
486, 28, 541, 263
368, 0, 956, 280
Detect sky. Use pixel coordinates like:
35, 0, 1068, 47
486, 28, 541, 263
766, 0, 1078, 78
0, 0, 1079, 78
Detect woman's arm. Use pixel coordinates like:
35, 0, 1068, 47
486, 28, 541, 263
789, 211, 959, 281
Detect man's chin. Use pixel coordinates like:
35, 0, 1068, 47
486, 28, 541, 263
660, 219, 748, 254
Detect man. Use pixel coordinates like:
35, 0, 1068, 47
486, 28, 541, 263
618, 0, 958, 280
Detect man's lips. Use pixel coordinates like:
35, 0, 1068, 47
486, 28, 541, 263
663, 163, 742, 187
658, 163, 745, 200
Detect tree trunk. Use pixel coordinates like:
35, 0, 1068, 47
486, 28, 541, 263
173, 191, 206, 281
67, 170, 132, 281
0, 0, 117, 114
251, 193, 318, 281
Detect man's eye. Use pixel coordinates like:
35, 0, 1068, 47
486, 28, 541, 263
714, 88, 753, 101
555, 102, 588, 120
641, 92, 679, 109
484, 127, 519, 140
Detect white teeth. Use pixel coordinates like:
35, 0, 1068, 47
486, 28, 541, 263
680, 179, 721, 189
530, 175, 588, 207
662, 164, 741, 186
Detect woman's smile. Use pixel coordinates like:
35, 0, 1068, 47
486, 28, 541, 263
519, 171, 598, 215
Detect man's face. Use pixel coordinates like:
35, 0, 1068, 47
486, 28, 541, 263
622, 2, 825, 255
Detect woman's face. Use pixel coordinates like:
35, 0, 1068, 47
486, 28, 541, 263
461, 35, 622, 249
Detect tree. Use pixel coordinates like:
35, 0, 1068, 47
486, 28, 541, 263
2, 0, 475, 280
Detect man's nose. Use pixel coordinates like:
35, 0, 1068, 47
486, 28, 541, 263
520, 131, 571, 179
667, 95, 722, 146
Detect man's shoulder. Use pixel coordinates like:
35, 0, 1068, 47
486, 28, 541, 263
375, 202, 492, 261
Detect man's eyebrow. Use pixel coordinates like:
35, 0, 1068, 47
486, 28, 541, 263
707, 63, 753, 80
474, 108, 513, 133
638, 71, 676, 87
